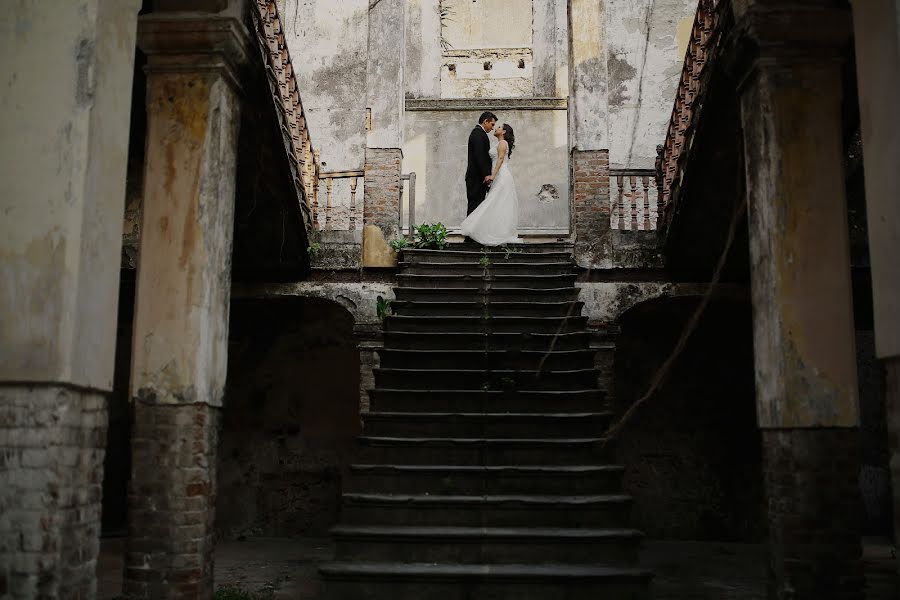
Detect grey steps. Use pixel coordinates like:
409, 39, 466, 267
399, 261, 575, 276
361, 411, 612, 438
367, 388, 607, 413
357, 436, 613, 466
383, 331, 591, 350
377, 348, 596, 370
384, 315, 589, 334
341, 493, 633, 528
402, 248, 574, 263
393, 286, 580, 303
332, 525, 643, 565
396, 273, 578, 290
373, 367, 600, 391
389, 300, 585, 318
346, 464, 626, 495
320, 562, 650, 600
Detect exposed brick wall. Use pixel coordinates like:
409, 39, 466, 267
762, 428, 864, 599
572, 149, 611, 267
0, 386, 107, 599
124, 401, 220, 600
363, 148, 402, 235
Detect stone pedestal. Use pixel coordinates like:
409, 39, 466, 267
0, 1, 141, 597
124, 11, 250, 599
733, 3, 863, 597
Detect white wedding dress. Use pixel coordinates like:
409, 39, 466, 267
460, 145, 522, 246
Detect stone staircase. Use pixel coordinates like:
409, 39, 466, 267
320, 243, 651, 599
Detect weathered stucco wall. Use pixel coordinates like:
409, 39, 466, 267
0, 0, 140, 389
403, 103, 569, 232
278, 0, 368, 171
606, 0, 696, 168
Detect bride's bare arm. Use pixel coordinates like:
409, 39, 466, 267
491, 141, 508, 180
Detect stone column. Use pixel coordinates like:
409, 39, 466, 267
568, 0, 611, 267
363, 0, 406, 267
0, 1, 141, 597
851, 0, 900, 553
123, 9, 250, 599
733, 3, 863, 597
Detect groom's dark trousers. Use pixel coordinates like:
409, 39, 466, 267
465, 125, 492, 215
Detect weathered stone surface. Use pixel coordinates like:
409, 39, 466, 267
125, 402, 220, 600
366, 0, 405, 149
0, 0, 141, 389
0, 387, 108, 600
762, 428, 864, 599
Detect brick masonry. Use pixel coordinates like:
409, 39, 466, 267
363, 148, 402, 236
0, 386, 107, 599
572, 149, 611, 267
124, 401, 220, 600
762, 428, 865, 599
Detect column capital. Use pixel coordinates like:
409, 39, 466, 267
726, 1, 852, 87
138, 12, 253, 92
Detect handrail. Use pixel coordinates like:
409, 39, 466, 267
317, 170, 365, 231
656, 0, 726, 229
250, 1, 322, 235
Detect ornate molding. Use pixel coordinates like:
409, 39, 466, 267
405, 97, 567, 112
138, 14, 253, 91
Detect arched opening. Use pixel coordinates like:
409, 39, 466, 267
613, 295, 764, 542
216, 296, 361, 538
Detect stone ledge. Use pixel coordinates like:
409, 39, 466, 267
405, 97, 567, 111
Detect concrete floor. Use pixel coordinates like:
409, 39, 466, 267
98, 536, 898, 599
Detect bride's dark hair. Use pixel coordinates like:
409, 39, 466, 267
502, 124, 516, 157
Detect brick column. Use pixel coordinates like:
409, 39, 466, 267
0, 1, 140, 597
572, 149, 611, 267
569, 0, 612, 268
363, 0, 405, 267
124, 11, 250, 599
733, 3, 863, 597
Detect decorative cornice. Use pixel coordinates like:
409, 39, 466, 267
138, 14, 253, 91
405, 97, 567, 112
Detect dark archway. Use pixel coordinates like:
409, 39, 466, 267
613, 294, 764, 541
217, 296, 361, 538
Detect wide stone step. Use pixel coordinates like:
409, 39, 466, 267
373, 368, 599, 391
401, 247, 574, 264
341, 493, 633, 528
384, 315, 589, 334
389, 300, 585, 318
331, 525, 643, 565
356, 436, 612, 466
377, 348, 596, 370
320, 562, 650, 600
346, 464, 626, 495
367, 388, 608, 413
399, 261, 575, 277
361, 411, 612, 438
393, 286, 580, 304
383, 331, 590, 351
396, 273, 578, 290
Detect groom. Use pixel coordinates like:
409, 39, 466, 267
465, 111, 497, 215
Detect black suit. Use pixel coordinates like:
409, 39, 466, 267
465, 125, 492, 215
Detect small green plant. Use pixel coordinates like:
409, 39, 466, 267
414, 222, 449, 250
389, 236, 410, 252
376, 295, 392, 321
479, 255, 492, 268
501, 244, 521, 260
306, 242, 321, 257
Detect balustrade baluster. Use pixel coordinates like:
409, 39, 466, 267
325, 177, 334, 230
349, 176, 358, 230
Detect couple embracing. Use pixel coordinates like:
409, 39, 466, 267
462, 111, 522, 246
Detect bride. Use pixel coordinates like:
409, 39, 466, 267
460, 123, 522, 246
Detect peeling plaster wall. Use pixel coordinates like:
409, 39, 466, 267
278, 0, 368, 171
606, 0, 696, 168
0, 0, 140, 389
406, 0, 442, 98
403, 107, 569, 232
